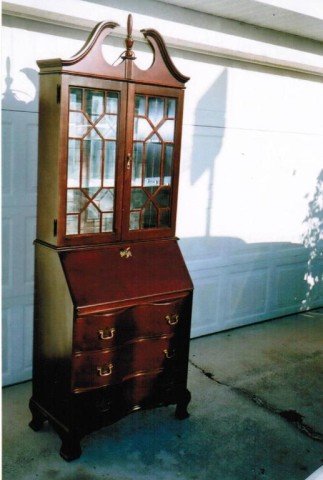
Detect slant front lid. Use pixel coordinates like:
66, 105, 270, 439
60, 240, 192, 310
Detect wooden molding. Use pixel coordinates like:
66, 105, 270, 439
37, 15, 189, 88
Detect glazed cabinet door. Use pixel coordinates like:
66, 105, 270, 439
58, 76, 127, 246
122, 84, 184, 240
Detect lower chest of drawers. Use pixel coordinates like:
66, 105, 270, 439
71, 296, 190, 398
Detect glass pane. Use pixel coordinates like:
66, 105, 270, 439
67, 139, 81, 187
159, 209, 171, 228
134, 118, 152, 141
106, 92, 118, 114
167, 98, 176, 118
67, 189, 88, 213
144, 142, 161, 187
69, 112, 90, 138
80, 203, 100, 233
158, 119, 175, 142
130, 188, 147, 209
142, 202, 157, 228
164, 145, 173, 185
85, 90, 104, 121
82, 138, 103, 188
148, 97, 164, 125
129, 211, 140, 230
145, 186, 158, 195
96, 114, 117, 139
155, 188, 170, 207
102, 212, 114, 232
82, 187, 99, 199
104, 141, 116, 187
132, 143, 143, 186
66, 215, 78, 235
70, 88, 82, 110
135, 95, 145, 116
94, 188, 114, 211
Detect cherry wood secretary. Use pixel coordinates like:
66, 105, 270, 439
29, 15, 193, 461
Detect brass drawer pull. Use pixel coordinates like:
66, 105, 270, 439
97, 363, 113, 377
166, 314, 179, 326
120, 246, 132, 259
98, 327, 115, 340
164, 349, 175, 359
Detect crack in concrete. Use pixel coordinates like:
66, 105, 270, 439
189, 358, 323, 443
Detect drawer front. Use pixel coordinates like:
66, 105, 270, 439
74, 296, 188, 352
72, 336, 177, 392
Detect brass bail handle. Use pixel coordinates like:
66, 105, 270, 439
98, 327, 115, 340
164, 349, 175, 359
166, 314, 179, 326
97, 363, 113, 377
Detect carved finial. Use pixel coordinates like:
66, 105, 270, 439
122, 14, 136, 60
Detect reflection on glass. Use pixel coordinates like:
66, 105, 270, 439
67, 189, 88, 213
94, 188, 114, 211
106, 92, 118, 114
164, 145, 173, 185
102, 212, 113, 232
156, 188, 170, 207
158, 119, 175, 142
70, 88, 82, 110
145, 186, 158, 195
129, 211, 140, 230
85, 90, 104, 120
82, 187, 99, 199
96, 115, 117, 139
82, 138, 102, 188
132, 143, 143, 186
69, 112, 89, 138
144, 142, 161, 187
167, 98, 176, 118
135, 95, 145, 115
142, 202, 157, 228
80, 203, 100, 233
67, 139, 81, 187
134, 118, 152, 141
104, 141, 116, 187
148, 97, 164, 125
66, 215, 78, 235
130, 188, 147, 209
160, 209, 171, 227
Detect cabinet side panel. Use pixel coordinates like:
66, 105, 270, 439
33, 243, 74, 408
36, 74, 61, 245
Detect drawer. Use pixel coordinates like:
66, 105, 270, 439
72, 336, 178, 392
74, 296, 188, 352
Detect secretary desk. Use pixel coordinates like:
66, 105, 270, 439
29, 14, 193, 461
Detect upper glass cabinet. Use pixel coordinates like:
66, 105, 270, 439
66, 87, 119, 236
129, 94, 177, 231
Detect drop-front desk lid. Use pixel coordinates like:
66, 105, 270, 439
60, 239, 193, 313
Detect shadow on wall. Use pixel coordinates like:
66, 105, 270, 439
190, 69, 227, 237
302, 169, 323, 310
2, 57, 39, 111
179, 67, 322, 329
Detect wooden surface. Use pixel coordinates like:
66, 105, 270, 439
37, 20, 189, 88
31, 15, 192, 461
74, 296, 187, 351
60, 239, 193, 311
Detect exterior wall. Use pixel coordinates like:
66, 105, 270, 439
2, 4, 323, 385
